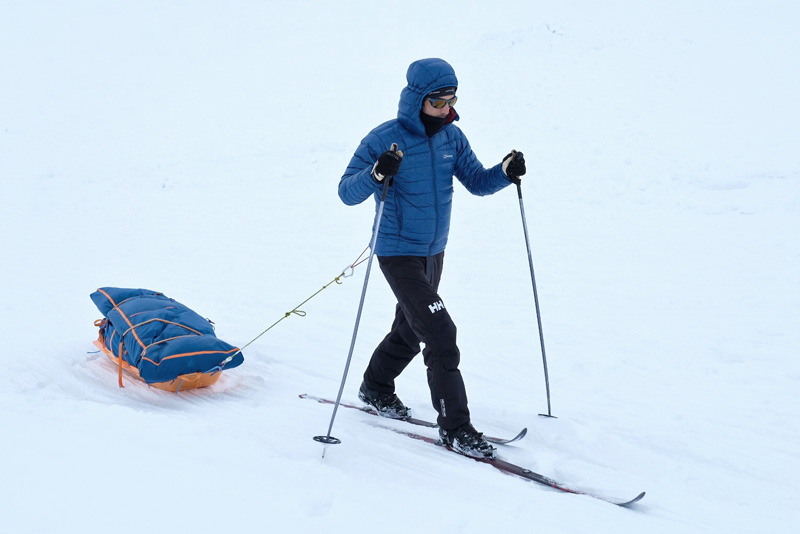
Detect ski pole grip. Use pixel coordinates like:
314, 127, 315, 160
506, 149, 523, 189
378, 142, 401, 200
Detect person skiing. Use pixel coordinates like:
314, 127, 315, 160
337, 58, 526, 459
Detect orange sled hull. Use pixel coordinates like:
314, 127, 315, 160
93, 340, 222, 392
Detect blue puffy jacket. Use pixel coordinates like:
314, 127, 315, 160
338, 58, 512, 257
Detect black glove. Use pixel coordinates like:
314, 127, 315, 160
502, 150, 526, 179
372, 143, 404, 182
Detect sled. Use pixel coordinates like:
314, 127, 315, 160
92, 337, 223, 393
90, 287, 244, 392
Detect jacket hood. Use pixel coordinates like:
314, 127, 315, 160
397, 58, 459, 137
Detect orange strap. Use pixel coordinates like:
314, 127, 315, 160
117, 341, 124, 388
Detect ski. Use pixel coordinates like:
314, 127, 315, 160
300, 393, 527, 445
381, 425, 646, 507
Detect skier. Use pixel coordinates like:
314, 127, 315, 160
338, 58, 526, 459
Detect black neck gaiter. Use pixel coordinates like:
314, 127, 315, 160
420, 112, 447, 137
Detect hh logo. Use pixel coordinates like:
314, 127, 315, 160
428, 300, 445, 314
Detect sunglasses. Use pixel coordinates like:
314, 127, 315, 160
427, 96, 457, 109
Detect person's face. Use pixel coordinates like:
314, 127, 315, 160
422, 94, 456, 117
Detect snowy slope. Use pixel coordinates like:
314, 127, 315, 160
2, 1, 799, 533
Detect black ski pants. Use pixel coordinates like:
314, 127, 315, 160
363, 252, 470, 430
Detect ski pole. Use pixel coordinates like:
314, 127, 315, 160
507, 151, 555, 418
314, 144, 402, 451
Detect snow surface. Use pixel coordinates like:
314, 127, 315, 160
2, 1, 799, 532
